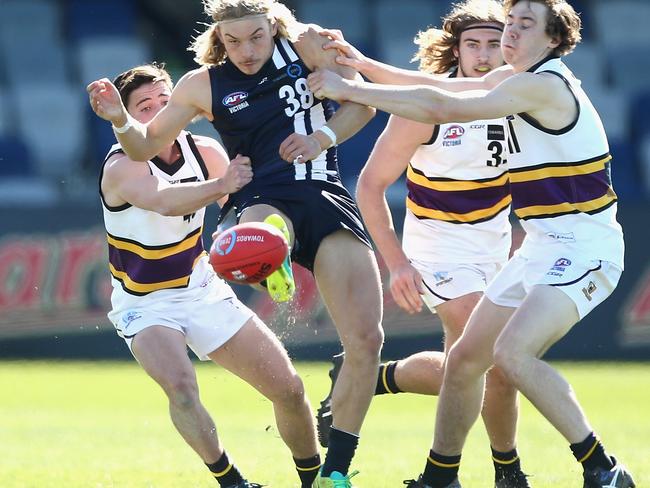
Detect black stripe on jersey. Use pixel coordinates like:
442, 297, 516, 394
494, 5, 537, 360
185, 133, 210, 180
507, 152, 610, 174
517, 71, 580, 135
519, 198, 616, 221
506, 115, 521, 153
151, 140, 185, 176
409, 163, 509, 183
549, 262, 602, 287
424, 125, 440, 146
99, 148, 132, 212
107, 225, 203, 250
304, 106, 314, 180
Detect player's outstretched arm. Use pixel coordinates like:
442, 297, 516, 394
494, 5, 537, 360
102, 154, 252, 217
356, 116, 428, 314
319, 28, 513, 91
309, 69, 550, 126
87, 70, 207, 162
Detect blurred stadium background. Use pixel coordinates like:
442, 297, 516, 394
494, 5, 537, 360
1, 0, 650, 363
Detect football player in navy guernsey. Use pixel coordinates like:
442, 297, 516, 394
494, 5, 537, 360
315, 2, 530, 487
308, 0, 635, 487
96, 63, 321, 488
87, 1, 384, 487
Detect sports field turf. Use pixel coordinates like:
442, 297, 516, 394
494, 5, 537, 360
1, 360, 648, 487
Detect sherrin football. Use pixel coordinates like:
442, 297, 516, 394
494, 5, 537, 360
209, 222, 289, 284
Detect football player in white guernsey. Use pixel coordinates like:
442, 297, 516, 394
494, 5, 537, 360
308, 1, 635, 487
98, 64, 320, 488
88, 2, 384, 487
315, 2, 529, 487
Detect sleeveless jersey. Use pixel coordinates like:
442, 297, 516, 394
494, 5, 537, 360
506, 57, 624, 266
209, 37, 341, 195
100, 131, 218, 311
403, 118, 511, 264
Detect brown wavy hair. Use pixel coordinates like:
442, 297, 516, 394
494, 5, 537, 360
189, 0, 298, 66
413, 0, 505, 74
113, 63, 173, 106
504, 0, 581, 56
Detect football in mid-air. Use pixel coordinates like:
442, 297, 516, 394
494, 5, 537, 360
209, 222, 289, 284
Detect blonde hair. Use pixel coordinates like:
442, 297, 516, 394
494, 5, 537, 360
413, 0, 505, 74
189, 0, 298, 66
504, 0, 581, 56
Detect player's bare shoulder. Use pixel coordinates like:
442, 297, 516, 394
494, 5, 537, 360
172, 67, 213, 115
191, 134, 229, 179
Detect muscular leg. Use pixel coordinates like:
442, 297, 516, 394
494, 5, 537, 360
493, 285, 591, 443
131, 326, 224, 463
433, 297, 515, 455
239, 204, 295, 243
314, 230, 384, 434
209, 316, 318, 459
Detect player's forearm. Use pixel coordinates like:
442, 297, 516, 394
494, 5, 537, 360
343, 82, 444, 125
114, 114, 172, 162
356, 181, 408, 270
153, 179, 228, 216
322, 101, 375, 146
361, 59, 435, 86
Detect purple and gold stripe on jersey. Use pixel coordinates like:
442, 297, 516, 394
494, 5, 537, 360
406, 165, 511, 224
107, 227, 206, 296
509, 153, 617, 220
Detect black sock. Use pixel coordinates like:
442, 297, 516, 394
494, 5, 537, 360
375, 361, 402, 395
321, 427, 359, 476
492, 447, 522, 480
570, 432, 614, 471
294, 454, 321, 487
422, 449, 461, 488
206, 451, 245, 486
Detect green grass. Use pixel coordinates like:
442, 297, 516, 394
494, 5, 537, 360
1, 361, 648, 487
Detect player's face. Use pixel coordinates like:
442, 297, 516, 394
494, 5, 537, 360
502, 1, 560, 71
126, 81, 171, 124
453, 24, 504, 78
218, 15, 277, 75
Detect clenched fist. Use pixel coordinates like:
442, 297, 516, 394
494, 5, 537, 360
220, 154, 253, 194
307, 69, 352, 102
87, 78, 128, 126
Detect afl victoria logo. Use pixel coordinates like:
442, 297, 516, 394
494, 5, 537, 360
444, 125, 465, 139
222, 91, 248, 107
215, 230, 237, 255
287, 63, 303, 78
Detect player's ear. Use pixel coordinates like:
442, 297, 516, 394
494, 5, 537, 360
270, 20, 278, 37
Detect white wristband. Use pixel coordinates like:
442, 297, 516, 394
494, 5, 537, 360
317, 125, 337, 148
112, 117, 133, 133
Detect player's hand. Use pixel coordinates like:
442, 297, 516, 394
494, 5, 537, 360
87, 78, 129, 126
279, 133, 323, 164
389, 262, 425, 314
220, 154, 253, 194
308, 69, 351, 101
319, 29, 368, 72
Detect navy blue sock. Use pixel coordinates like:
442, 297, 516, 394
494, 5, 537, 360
492, 447, 522, 480
206, 451, 245, 486
321, 427, 359, 476
422, 450, 461, 488
375, 361, 403, 395
570, 432, 614, 471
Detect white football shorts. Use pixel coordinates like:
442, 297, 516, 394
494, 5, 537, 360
485, 252, 622, 319
108, 277, 254, 360
410, 258, 505, 312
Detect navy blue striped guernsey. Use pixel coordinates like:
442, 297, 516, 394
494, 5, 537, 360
208, 37, 341, 191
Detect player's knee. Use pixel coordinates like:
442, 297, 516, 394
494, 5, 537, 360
343, 323, 384, 360
486, 365, 517, 395
162, 373, 200, 409
493, 342, 523, 384
271, 373, 307, 406
445, 342, 484, 383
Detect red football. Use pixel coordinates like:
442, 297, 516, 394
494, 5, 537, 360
209, 222, 289, 284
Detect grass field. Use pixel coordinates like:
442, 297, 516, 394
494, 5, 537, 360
1, 360, 648, 487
